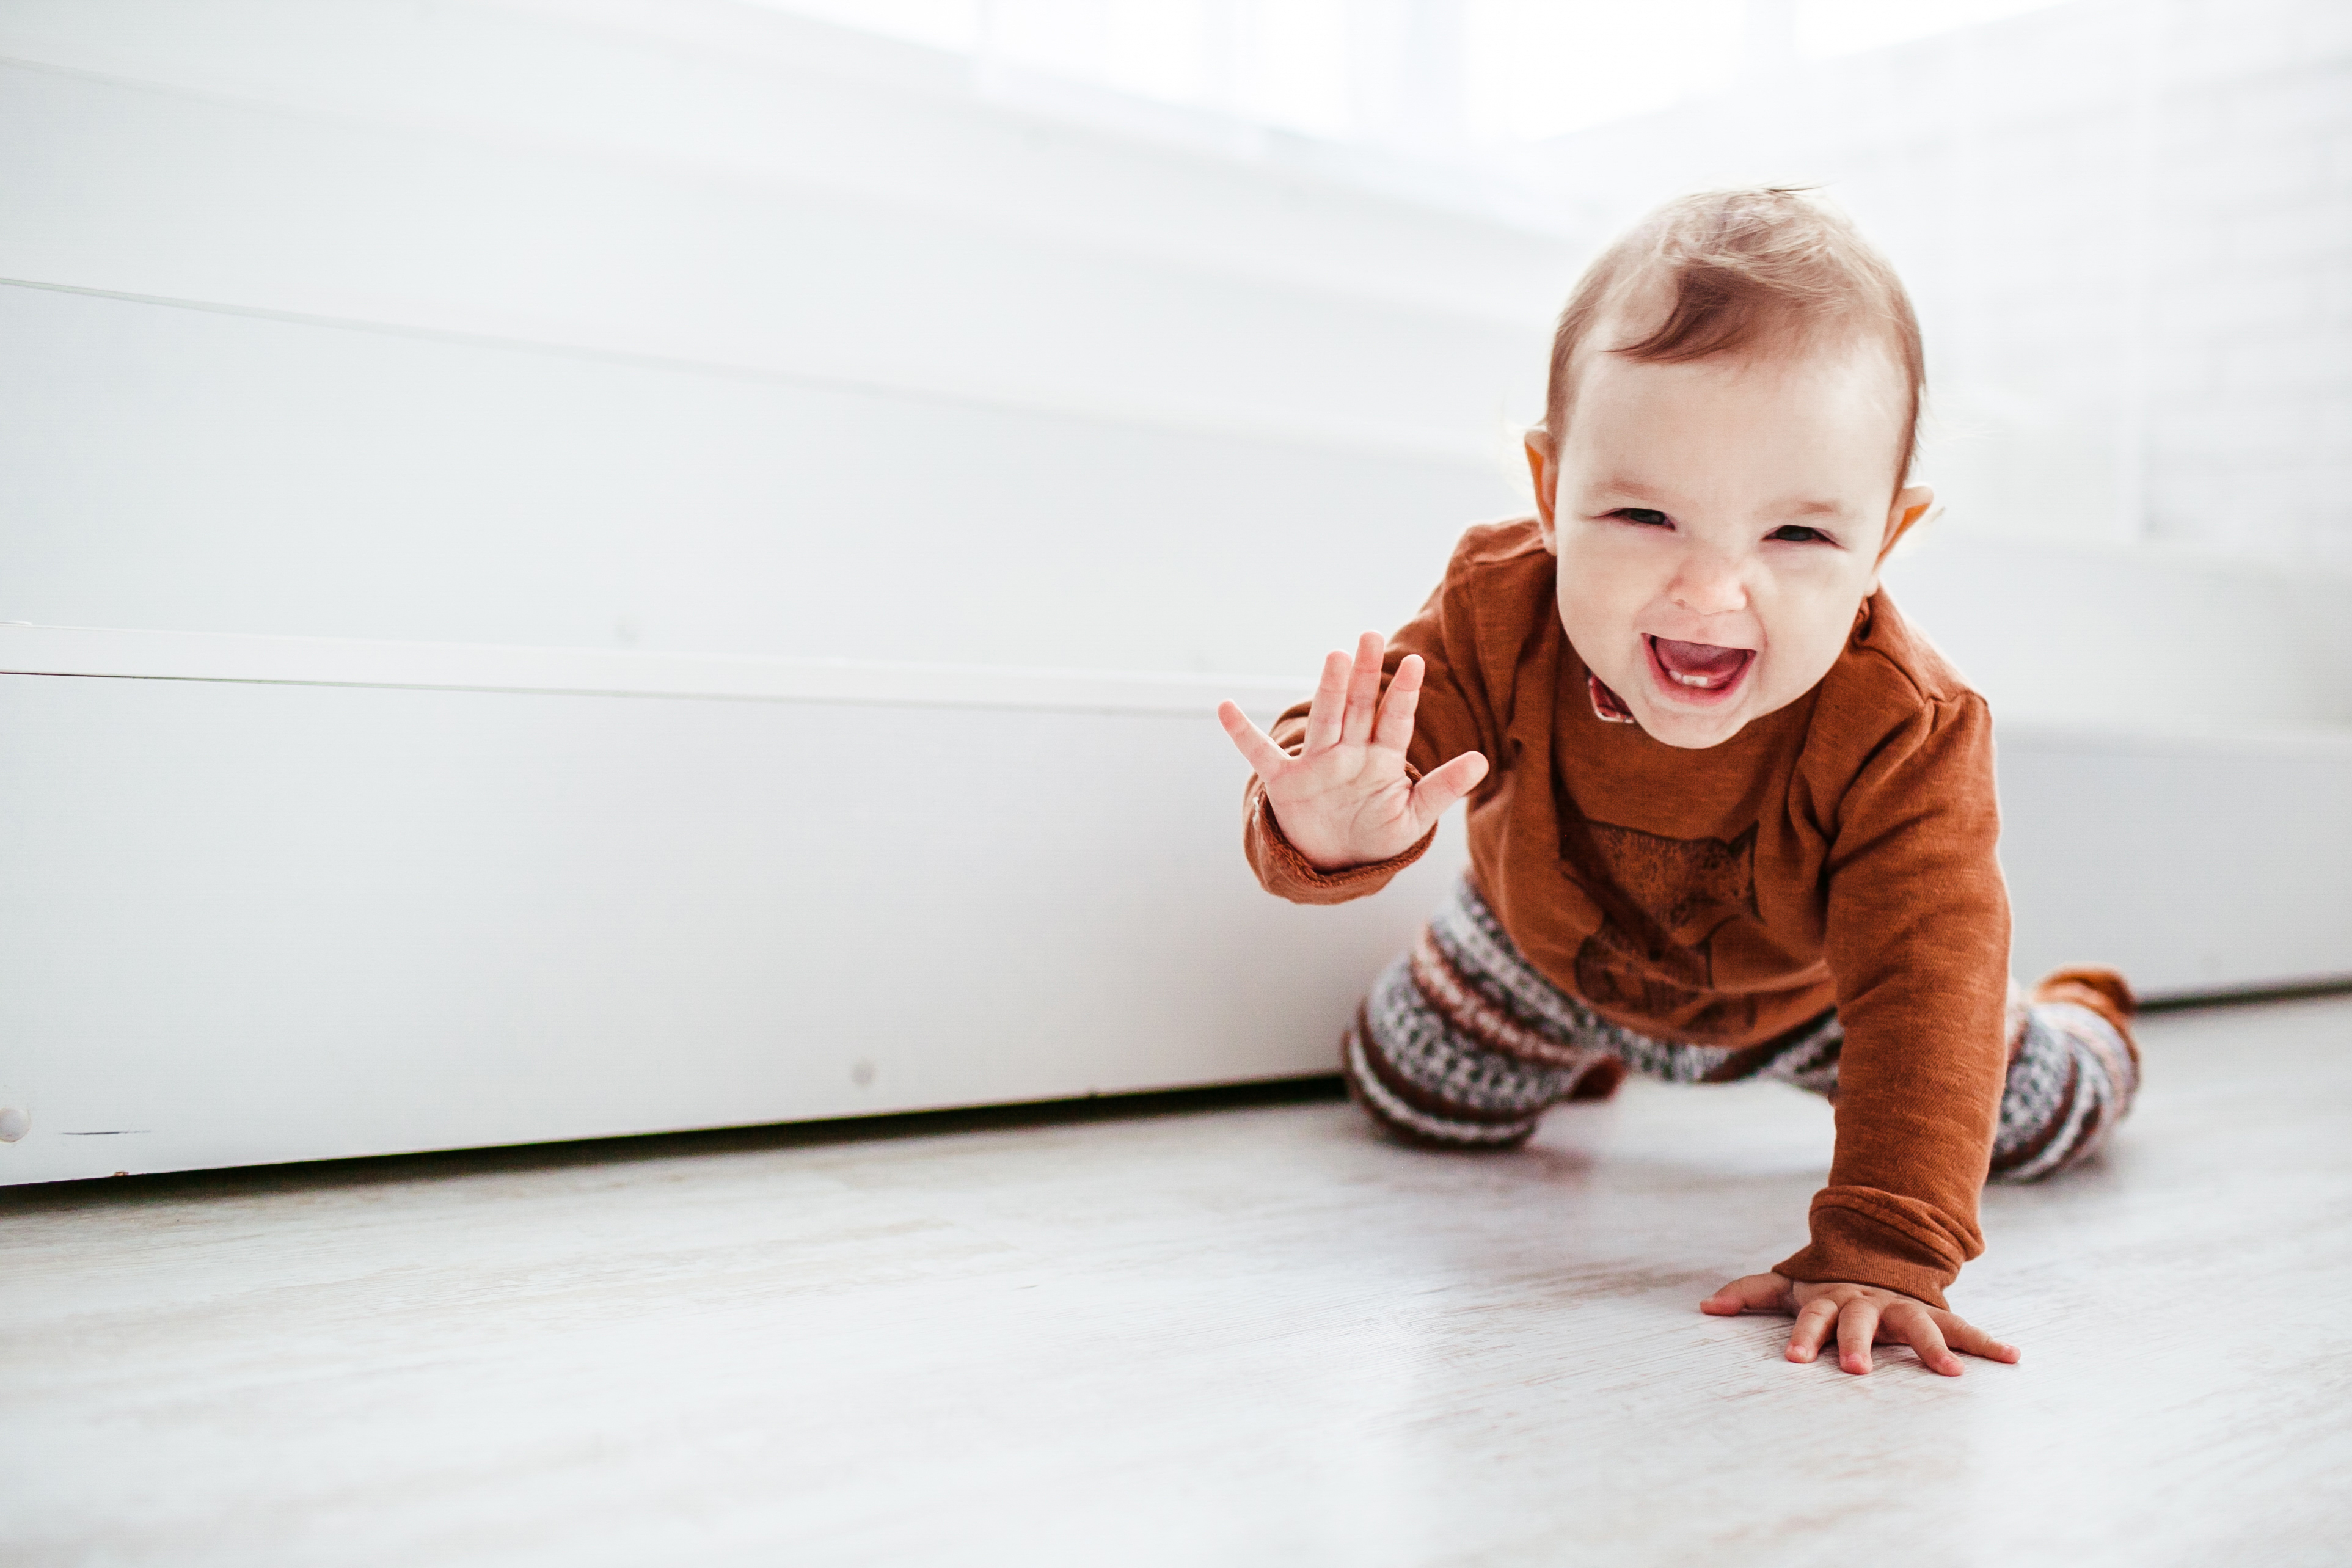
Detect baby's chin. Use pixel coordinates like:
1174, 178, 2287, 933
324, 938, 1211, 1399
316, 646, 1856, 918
1631, 696, 1756, 749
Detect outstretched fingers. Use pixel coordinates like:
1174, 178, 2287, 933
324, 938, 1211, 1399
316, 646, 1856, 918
1301, 647, 1354, 754
1835, 1299, 1883, 1375
1216, 701, 1293, 779
1934, 1311, 2021, 1366
1370, 654, 1424, 754
1772, 1283, 2020, 1377
1339, 632, 1387, 746
1786, 1296, 1840, 1363
1885, 1303, 1963, 1377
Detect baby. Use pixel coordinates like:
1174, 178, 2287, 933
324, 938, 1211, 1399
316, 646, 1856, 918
1217, 188, 2139, 1377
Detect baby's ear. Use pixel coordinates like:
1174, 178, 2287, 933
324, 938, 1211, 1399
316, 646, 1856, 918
1524, 429, 1560, 553
1873, 484, 1934, 582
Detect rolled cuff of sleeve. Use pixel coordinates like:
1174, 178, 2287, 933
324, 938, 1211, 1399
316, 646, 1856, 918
1773, 1184, 1985, 1310
1243, 781, 1437, 905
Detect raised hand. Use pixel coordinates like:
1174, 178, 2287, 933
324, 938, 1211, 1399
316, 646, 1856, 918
1701, 1272, 2021, 1377
1217, 632, 1489, 873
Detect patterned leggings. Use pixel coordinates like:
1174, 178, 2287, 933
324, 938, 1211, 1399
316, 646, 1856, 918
1343, 876, 2140, 1182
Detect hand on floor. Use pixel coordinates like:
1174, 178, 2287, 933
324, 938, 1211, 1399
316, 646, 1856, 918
1701, 1272, 2021, 1377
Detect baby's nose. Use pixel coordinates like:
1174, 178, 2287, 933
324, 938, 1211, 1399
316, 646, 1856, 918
1669, 558, 1748, 615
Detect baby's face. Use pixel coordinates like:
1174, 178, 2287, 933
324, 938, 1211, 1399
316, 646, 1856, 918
1533, 334, 1929, 750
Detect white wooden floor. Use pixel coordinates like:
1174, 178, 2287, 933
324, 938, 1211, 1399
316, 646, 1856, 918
7, 996, 2351, 1567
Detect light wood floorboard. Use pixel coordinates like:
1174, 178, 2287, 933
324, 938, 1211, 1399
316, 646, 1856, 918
6, 996, 2350, 1566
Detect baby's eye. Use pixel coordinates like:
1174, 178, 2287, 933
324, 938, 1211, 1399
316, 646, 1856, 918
1613, 508, 1670, 527
1767, 524, 1831, 544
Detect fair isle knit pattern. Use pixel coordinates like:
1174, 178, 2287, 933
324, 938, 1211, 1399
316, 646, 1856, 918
1990, 1001, 2140, 1181
1343, 875, 2135, 1180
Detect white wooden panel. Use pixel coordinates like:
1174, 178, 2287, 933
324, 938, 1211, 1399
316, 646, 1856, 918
0, 283, 1513, 678
0, 56, 1541, 457
1884, 539, 2352, 729
0, 662, 1464, 1186
0, 624, 1309, 713
1998, 724, 2352, 994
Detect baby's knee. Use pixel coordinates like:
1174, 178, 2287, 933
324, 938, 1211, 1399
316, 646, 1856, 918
1340, 1010, 1547, 1151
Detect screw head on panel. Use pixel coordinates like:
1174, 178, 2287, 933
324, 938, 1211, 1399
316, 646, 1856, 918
0, 1107, 29, 1143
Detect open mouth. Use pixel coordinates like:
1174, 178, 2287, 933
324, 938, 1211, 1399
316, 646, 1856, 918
1645, 635, 1755, 704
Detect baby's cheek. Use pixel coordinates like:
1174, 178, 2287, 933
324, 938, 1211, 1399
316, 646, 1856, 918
1554, 551, 1644, 633
1762, 586, 1866, 687
1553, 593, 1638, 687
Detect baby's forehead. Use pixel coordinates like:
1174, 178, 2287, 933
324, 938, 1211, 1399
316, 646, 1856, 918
1564, 334, 1913, 503
1572, 313, 1911, 437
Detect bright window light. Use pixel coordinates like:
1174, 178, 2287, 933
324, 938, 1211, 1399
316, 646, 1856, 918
1463, 0, 1745, 141
1233, 0, 1352, 139
739, 0, 2085, 142
1797, 0, 2075, 59
750, 0, 982, 52
1098, 0, 1224, 106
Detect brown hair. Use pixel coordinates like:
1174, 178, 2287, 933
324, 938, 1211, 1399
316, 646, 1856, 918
1541, 188, 1926, 484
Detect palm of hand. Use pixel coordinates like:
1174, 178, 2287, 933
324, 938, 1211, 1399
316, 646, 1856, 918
1218, 632, 1489, 872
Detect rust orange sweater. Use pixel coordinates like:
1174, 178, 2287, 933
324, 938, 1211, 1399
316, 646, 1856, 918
1244, 519, 2011, 1307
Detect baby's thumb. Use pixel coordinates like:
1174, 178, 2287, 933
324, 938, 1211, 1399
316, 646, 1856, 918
1411, 751, 1489, 824
1701, 1273, 1792, 1316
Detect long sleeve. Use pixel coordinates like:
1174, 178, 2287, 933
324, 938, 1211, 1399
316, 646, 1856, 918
1241, 525, 1519, 905
1773, 691, 2010, 1308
